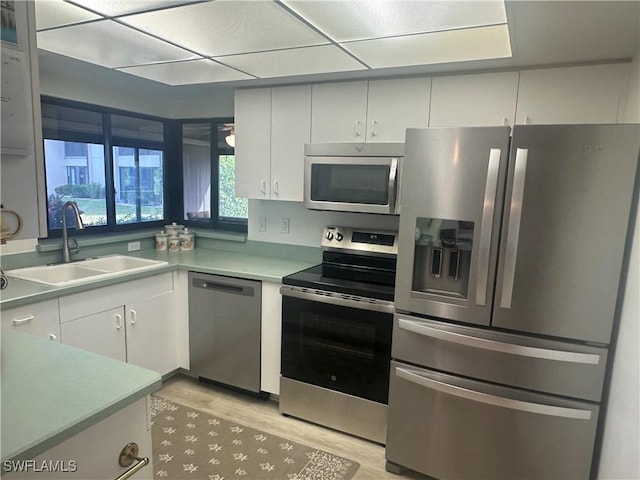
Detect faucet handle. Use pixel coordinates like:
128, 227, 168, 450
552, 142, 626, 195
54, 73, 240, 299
68, 237, 80, 255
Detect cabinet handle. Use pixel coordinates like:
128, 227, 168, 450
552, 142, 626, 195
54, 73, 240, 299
273, 180, 279, 196
354, 120, 362, 137
12, 315, 34, 326
115, 313, 122, 330
261, 180, 266, 194
130, 309, 137, 325
49, 333, 57, 341
371, 120, 378, 137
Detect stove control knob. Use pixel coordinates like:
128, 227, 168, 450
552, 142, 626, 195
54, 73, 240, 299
325, 231, 334, 241
336, 233, 343, 242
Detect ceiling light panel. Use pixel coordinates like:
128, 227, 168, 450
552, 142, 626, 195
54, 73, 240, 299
117, 59, 253, 86
120, 1, 329, 57
36, 0, 101, 31
342, 24, 512, 69
217, 45, 367, 78
37, 20, 202, 68
67, 0, 196, 17
282, 0, 507, 42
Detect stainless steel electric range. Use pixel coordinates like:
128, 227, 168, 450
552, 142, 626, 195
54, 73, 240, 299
279, 226, 398, 444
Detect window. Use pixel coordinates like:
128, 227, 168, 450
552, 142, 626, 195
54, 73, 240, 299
41, 98, 166, 234
181, 120, 247, 232
41, 98, 246, 236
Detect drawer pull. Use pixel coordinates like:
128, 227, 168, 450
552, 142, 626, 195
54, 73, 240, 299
395, 366, 593, 420
397, 318, 600, 365
12, 315, 34, 326
116, 442, 149, 480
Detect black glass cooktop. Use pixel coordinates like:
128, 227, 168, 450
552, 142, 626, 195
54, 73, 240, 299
283, 261, 396, 302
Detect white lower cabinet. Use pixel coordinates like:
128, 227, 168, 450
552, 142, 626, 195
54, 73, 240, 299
61, 307, 127, 362
59, 273, 177, 376
260, 281, 282, 395
1, 298, 61, 342
3, 397, 152, 480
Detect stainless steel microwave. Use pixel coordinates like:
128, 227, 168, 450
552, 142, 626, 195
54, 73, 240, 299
304, 143, 404, 215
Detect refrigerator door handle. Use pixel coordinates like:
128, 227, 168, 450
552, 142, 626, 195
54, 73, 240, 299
476, 148, 502, 305
394, 366, 593, 420
500, 148, 528, 308
397, 318, 601, 365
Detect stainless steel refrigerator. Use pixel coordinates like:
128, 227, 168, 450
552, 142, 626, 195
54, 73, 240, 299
386, 125, 639, 479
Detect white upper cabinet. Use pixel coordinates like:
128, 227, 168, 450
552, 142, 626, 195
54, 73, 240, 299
235, 85, 311, 201
235, 88, 272, 199
311, 81, 369, 143
311, 78, 431, 143
515, 64, 630, 125
429, 72, 519, 127
366, 77, 431, 142
270, 85, 311, 201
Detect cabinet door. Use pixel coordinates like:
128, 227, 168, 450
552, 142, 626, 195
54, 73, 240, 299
126, 291, 178, 376
235, 88, 272, 199
311, 81, 368, 143
366, 77, 431, 142
61, 307, 127, 362
270, 85, 311, 201
515, 64, 629, 125
260, 281, 282, 394
430, 72, 519, 127
1, 298, 61, 342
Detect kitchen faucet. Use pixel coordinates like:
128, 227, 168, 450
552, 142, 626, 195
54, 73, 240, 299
61, 201, 84, 263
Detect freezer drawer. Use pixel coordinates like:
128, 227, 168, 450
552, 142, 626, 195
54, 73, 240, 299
188, 272, 262, 393
392, 314, 608, 401
386, 361, 599, 480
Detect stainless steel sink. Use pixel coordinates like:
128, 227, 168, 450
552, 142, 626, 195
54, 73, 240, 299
5, 255, 168, 286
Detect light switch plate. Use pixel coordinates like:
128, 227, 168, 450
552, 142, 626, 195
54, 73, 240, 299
128, 241, 141, 251
258, 217, 267, 232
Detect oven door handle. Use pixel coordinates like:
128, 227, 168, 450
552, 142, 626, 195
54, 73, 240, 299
280, 285, 394, 314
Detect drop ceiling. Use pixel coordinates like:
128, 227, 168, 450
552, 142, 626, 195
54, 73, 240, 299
35, 0, 640, 88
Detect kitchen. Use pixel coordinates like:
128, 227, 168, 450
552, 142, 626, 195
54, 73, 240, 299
1, 1, 639, 479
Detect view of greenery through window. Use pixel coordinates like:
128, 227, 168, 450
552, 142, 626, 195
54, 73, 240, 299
219, 154, 248, 219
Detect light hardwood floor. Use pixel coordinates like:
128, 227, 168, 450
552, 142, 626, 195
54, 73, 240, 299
157, 375, 429, 480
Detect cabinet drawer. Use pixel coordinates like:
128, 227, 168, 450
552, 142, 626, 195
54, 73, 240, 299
386, 361, 598, 480
59, 273, 173, 323
1, 298, 61, 341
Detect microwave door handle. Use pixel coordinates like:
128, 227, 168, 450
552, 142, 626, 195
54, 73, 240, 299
388, 157, 399, 214
476, 148, 502, 305
500, 148, 528, 309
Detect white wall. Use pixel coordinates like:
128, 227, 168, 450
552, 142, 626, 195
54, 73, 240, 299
38, 51, 235, 119
247, 200, 399, 247
597, 48, 640, 480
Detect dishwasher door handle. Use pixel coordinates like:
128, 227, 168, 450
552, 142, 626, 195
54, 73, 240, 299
193, 278, 255, 296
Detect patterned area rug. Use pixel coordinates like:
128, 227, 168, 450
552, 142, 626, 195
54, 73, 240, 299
151, 396, 360, 480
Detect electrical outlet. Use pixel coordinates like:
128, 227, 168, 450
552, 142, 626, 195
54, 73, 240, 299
127, 241, 141, 252
258, 217, 267, 232
281, 218, 290, 234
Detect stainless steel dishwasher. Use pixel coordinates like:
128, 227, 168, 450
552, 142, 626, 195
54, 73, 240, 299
188, 272, 262, 394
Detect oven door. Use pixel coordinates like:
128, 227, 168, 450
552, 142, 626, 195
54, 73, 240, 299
280, 286, 393, 404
